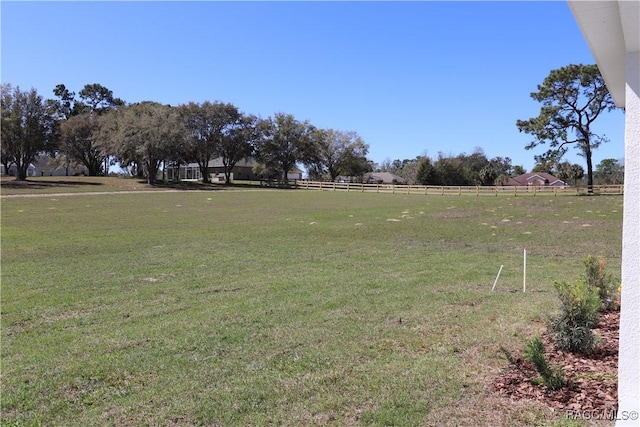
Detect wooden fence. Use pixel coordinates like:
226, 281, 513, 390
293, 181, 624, 196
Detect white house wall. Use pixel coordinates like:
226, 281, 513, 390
568, 1, 639, 423
618, 50, 640, 426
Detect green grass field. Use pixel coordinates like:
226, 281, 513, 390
1, 179, 622, 426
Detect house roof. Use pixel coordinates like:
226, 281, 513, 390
179, 157, 302, 173
32, 155, 86, 173
506, 172, 566, 186
368, 172, 406, 184
207, 157, 258, 168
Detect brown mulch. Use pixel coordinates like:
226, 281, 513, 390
493, 310, 619, 414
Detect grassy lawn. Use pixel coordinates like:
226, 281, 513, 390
1, 181, 622, 426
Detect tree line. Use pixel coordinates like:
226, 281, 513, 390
376, 150, 524, 186
1, 83, 371, 184
377, 64, 622, 187
1, 64, 621, 186
376, 150, 623, 186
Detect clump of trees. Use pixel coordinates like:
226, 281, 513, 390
53, 84, 124, 176
377, 148, 526, 186
2, 64, 620, 186
1, 83, 372, 185
306, 128, 371, 182
594, 158, 624, 185
1, 84, 56, 180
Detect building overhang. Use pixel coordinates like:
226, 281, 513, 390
567, 0, 639, 108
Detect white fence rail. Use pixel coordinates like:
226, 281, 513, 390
293, 181, 624, 196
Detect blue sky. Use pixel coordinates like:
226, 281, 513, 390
1, 1, 626, 171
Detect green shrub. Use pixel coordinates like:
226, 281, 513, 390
583, 255, 619, 311
550, 278, 600, 355
523, 336, 565, 391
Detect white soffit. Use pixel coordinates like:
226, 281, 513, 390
567, 0, 635, 107
619, 1, 640, 53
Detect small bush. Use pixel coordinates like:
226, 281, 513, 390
523, 336, 565, 390
583, 255, 619, 311
550, 278, 600, 355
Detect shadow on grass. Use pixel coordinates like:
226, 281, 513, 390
0, 177, 299, 193
151, 180, 225, 191
152, 180, 298, 191
0, 179, 104, 190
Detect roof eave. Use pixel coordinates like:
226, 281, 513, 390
567, 0, 639, 108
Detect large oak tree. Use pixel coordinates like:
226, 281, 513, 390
306, 129, 370, 182
58, 113, 107, 176
109, 102, 186, 185
218, 113, 259, 184
255, 113, 314, 181
49, 83, 124, 175
1, 84, 55, 180
179, 101, 242, 183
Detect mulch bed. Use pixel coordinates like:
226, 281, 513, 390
493, 310, 619, 414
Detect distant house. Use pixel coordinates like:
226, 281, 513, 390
32, 155, 88, 177
506, 172, 566, 187
367, 172, 406, 184
1, 163, 37, 177
1, 155, 89, 177
165, 157, 260, 182
286, 167, 303, 181
165, 157, 302, 182
335, 172, 405, 184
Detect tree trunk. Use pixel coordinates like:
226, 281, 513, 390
586, 148, 594, 194
15, 159, 29, 181
146, 161, 157, 185
198, 157, 211, 183
201, 166, 211, 183
87, 159, 102, 176
222, 160, 233, 185
16, 168, 28, 181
